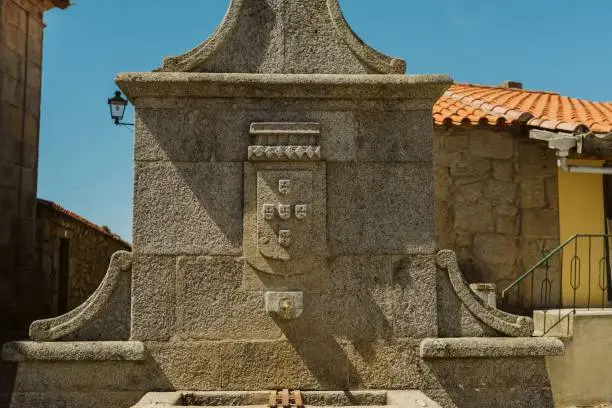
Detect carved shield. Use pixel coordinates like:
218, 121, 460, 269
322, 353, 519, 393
278, 179, 291, 195
278, 230, 292, 248
262, 204, 275, 220
252, 170, 317, 271
277, 204, 291, 220
295, 204, 308, 220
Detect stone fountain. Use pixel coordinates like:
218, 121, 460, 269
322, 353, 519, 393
2, 1, 563, 407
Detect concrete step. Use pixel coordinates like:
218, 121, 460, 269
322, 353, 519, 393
533, 308, 612, 337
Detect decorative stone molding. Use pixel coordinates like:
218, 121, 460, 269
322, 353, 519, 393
116, 73, 452, 103
248, 145, 322, 161
2, 341, 146, 361
419, 337, 564, 359
436, 249, 535, 337
250, 122, 319, 142
29, 251, 132, 341
158, 0, 405, 74
245, 166, 326, 276
248, 122, 322, 162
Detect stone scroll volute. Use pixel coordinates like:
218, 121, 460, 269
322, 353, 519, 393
244, 123, 327, 277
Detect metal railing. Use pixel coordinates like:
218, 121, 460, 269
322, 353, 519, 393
501, 234, 612, 335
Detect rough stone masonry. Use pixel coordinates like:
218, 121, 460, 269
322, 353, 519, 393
2, 1, 564, 407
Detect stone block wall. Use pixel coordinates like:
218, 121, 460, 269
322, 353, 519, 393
116, 73, 451, 390
0, 0, 45, 338
1, 3, 61, 406
131, 96, 440, 344
36, 200, 131, 314
434, 126, 560, 304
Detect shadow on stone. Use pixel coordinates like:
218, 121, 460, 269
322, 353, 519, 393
423, 357, 556, 408
276, 316, 361, 390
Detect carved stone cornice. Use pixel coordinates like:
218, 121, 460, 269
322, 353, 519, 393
117, 73, 452, 104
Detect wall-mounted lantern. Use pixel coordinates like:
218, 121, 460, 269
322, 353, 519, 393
107, 91, 133, 126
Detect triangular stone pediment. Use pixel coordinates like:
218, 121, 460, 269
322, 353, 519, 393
158, 0, 405, 74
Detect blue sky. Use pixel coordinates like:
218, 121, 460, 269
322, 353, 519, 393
39, 1, 612, 242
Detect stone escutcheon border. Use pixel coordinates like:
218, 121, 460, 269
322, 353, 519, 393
436, 249, 535, 337
420, 337, 565, 359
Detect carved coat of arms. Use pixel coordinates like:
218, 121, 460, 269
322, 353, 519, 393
253, 170, 314, 270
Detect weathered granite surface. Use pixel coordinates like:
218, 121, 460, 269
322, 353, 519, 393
3, 2, 564, 408
28, 251, 132, 341
436, 250, 534, 337
420, 337, 565, 359
2, 341, 146, 362
120, 74, 449, 345
158, 0, 405, 74
435, 128, 560, 305
5, 340, 557, 408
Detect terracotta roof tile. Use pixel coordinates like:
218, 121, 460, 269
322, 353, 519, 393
434, 83, 612, 133
37, 199, 131, 248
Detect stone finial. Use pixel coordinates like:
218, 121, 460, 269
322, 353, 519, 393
158, 0, 406, 74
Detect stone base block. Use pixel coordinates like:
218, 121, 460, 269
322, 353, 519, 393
132, 390, 388, 407
9, 391, 146, 408
2, 342, 165, 408
423, 387, 556, 408
2, 339, 562, 407
131, 388, 554, 408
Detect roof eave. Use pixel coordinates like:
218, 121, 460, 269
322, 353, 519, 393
53, 0, 70, 9
38, 0, 70, 11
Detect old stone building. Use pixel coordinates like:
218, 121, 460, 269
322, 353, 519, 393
0, 2, 134, 406
0, 0, 69, 339
1, 196, 129, 407
434, 95, 560, 289
434, 82, 612, 309
36, 199, 131, 314
2, 1, 571, 406
1, 4, 69, 405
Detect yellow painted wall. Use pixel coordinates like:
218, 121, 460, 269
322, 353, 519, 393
558, 159, 608, 307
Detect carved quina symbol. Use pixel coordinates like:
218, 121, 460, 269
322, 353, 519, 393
263, 204, 275, 220
295, 204, 308, 220
278, 179, 291, 195
277, 204, 291, 220
279, 230, 292, 248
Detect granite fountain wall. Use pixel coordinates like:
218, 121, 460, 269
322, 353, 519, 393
2, 1, 564, 407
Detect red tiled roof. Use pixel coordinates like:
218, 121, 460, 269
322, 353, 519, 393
37, 199, 131, 248
434, 84, 612, 134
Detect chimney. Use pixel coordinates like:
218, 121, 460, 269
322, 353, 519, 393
498, 80, 523, 89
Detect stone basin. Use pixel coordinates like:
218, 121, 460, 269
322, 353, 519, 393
132, 391, 440, 408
